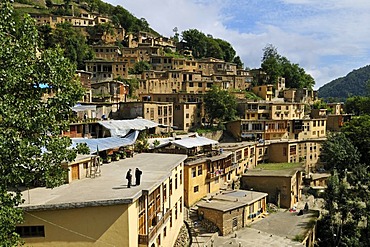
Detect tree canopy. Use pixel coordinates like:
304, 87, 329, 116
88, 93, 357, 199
181, 29, 237, 62
37, 22, 94, 70
317, 122, 370, 246
261, 44, 315, 89
203, 86, 237, 125
0, 2, 87, 244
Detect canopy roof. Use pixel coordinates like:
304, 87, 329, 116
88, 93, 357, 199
72, 131, 139, 154
172, 136, 218, 149
98, 119, 159, 137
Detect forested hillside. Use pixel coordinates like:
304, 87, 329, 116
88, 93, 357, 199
318, 65, 370, 100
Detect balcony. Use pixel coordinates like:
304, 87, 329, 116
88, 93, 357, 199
138, 209, 171, 245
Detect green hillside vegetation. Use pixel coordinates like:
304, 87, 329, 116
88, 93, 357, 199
318, 65, 370, 100
14, 0, 157, 34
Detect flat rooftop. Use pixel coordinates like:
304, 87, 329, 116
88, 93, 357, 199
197, 190, 268, 212
20, 153, 187, 211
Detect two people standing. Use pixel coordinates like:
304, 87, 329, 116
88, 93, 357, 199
126, 168, 142, 188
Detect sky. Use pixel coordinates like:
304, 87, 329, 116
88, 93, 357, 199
106, 0, 370, 89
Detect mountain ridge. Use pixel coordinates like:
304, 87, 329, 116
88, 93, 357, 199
318, 65, 370, 100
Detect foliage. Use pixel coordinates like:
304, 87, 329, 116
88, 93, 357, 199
320, 133, 360, 178
204, 86, 237, 125
342, 115, 370, 164
233, 55, 244, 69
0, 2, 87, 244
261, 44, 315, 89
257, 163, 303, 171
37, 22, 94, 69
245, 91, 263, 100
344, 96, 370, 115
318, 65, 370, 100
86, 22, 115, 44
111, 5, 152, 33
116, 77, 138, 98
181, 29, 236, 62
128, 61, 151, 75
135, 131, 149, 152
317, 130, 370, 246
195, 125, 223, 134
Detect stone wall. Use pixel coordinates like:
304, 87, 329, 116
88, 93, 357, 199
198, 206, 244, 236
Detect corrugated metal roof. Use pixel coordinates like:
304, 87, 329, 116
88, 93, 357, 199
98, 119, 159, 137
72, 130, 139, 154
72, 104, 97, 112
172, 136, 218, 149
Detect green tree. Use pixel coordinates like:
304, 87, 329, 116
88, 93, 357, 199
181, 29, 236, 62
344, 96, 370, 115
261, 44, 315, 89
233, 56, 244, 69
129, 61, 151, 75
342, 115, 370, 164
38, 22, 94, 69
317, 126, 370, 246
0, 2, 87, 244
204, 86, 237, 125
261, 44, 282, 85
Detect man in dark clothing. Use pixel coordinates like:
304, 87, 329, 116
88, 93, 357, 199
126, 169, 132, 188
135, 168, 143, 186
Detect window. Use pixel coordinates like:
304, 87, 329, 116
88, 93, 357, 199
232, 218, 238, 228
170, 210, 173, 227
197, 165, 202, 175
189, 82, 194, 87
16, 226, 45, 238
175, 174, 178, 189
164, 227, 167, 237
175, 202, 178, 219
163, 184, 167, 202
192, 167, 196, 177
180, 170, 183, 184
194, 185, 199, 193
169, 179, 173, 195
180, 197, 183, 213
198, 82, 202, 87
186, 113, 190, 119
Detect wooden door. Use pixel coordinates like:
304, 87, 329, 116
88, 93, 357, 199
71, 164, 79, 181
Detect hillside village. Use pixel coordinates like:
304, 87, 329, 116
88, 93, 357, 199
8, 1, 354, 247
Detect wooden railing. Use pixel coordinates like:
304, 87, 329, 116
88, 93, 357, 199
138, 209, 171, 245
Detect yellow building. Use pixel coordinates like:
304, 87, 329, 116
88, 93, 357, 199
17, 153, 187, 247
118, 101, 173, 127
226, 119, 289, 141
237, 101, 305, 121
184, 151, 234, 206
85, 60, 128, 83
241, 167, 303, 209
252, 85, 273, 101
218, 142, 257, 174
268, 139, 325, 173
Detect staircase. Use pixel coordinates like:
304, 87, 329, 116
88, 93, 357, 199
185, 206, 218, 247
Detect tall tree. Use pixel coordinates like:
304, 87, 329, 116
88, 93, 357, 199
204, 86, 237, 125
317, 128, 370, 246
261, 44, 315, 89
181, 29, 236, 62
0, 2, 87, 245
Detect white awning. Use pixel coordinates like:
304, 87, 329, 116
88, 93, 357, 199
98, 119, 159, 137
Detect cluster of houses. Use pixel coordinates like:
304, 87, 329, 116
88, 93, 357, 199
14, 5, 353, 247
